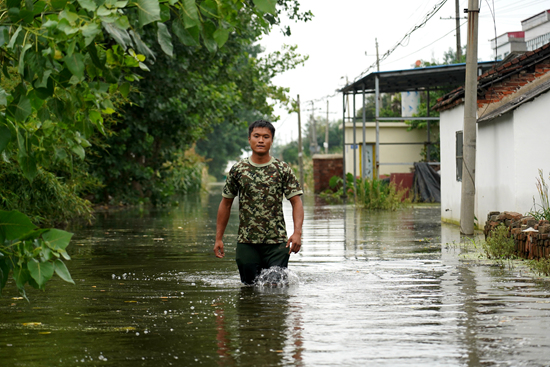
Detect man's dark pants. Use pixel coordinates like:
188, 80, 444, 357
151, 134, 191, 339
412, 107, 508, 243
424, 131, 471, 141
236, 242, 290, 285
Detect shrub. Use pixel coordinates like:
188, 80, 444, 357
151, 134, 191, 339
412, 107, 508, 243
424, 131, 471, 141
320, 174, 411, 210
0, 161, 94, 228
527, 258, 550, 277
482, 223, 516, 262
529, 169, 550, 221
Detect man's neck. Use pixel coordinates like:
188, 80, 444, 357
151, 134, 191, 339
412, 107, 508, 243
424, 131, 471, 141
250, 153, 271, 165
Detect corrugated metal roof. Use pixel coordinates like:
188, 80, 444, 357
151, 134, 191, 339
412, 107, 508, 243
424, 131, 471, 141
340, 61, 497, 94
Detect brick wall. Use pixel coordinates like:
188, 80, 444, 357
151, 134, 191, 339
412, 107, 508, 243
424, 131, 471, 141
312, 154, 343, 194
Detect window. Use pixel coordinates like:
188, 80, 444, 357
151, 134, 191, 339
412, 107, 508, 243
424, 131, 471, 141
456, 131, 463, 182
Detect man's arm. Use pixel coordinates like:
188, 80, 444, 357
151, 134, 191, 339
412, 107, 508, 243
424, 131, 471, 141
286, 195, 304, 254
214, 197, 234, 258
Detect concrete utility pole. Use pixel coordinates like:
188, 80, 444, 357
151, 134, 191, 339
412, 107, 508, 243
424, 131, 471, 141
297, 95, 304, 189
310, 101, 319, 154
455, 0, 462, 62
325, 100, 329, 154
375, 38, 380, 72
460, 0, 479, 235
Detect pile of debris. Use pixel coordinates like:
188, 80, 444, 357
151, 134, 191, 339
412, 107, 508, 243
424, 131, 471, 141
484, 211, 550, 259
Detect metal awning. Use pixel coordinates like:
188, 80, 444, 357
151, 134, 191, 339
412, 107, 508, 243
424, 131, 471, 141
341, 61, 497, 94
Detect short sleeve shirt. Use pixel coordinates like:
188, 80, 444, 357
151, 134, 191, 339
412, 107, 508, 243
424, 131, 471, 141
222, 157, 303, 244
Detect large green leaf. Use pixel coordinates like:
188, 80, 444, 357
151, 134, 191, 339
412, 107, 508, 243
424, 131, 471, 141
252, 0, 276, 14
157, 22, 173, 57
103, 22, 131, 49
63, 53, 85, 79
0, 210, 37, 243
18, 152, 38, 182
54, 259, 74, 284
0, 125, 11, 154
18, 44, 31, 76
14, 95, 32, 122
201, 21, 217, 53
77, 0, 97, 12
181, 0, 199, 28
213, 28, 230, 48
12, 265, 31, 294
81, 22, 101, 46
28, 260, 54, 288
42, 228, 73, 251
7, 25, 21, 49
129, 30, 155, 60
172, 20, 199, 47
137, 0, 160, 27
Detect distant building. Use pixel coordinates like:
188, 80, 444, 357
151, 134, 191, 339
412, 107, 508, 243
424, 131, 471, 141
490, 32, 526, 61
491, 10, 550, 60
523, 9, 550, 51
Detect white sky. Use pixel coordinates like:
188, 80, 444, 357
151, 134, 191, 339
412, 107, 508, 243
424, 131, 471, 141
259, 0, 550, 145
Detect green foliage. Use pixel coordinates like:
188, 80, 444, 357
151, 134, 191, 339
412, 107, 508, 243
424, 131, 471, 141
321, 174, 410, 210
195, 120, 249, 180
0, 209, 74, 299
482, 224, 516, 263
89, 9, 309, 204
278, 118, 342, 164
279, 140, 299, 165
302, 117, 343, 157
527, 258, 550, 277
0, 0, 312, 218
0, 160, 95, 227
355, 93, 401, 122
162, 148, 206, 196
529, 169, 550, 221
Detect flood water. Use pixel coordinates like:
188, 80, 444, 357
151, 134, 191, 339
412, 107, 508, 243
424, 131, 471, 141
1, 185, 550, 366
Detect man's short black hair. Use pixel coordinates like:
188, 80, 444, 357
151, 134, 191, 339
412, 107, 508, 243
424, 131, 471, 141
248, 120, 275, 138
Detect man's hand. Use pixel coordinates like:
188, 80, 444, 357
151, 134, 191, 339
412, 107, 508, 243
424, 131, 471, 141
287, 195, 304, 255
214, 240, 225, 258
286, 232, 301, 254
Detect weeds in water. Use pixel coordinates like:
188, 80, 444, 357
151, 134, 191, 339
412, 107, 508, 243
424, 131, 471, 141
527, 258, 550, 277
482, 224, 516, 266
320, 174, 410, 210
529, 169, 550, 221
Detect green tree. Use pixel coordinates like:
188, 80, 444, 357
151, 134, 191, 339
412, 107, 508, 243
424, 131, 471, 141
355, 93, 401, 121
0, 0, 312, 213
89, 22, 309, 203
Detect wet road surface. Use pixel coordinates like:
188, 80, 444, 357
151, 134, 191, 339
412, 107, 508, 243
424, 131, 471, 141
1, 186, 549, 366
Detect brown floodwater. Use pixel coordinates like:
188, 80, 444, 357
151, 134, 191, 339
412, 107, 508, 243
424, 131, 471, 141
1, 184, 550, 366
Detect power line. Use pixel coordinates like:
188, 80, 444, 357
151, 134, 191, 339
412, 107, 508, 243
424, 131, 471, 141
384, 21, 467, 66
353, 0, 450, 82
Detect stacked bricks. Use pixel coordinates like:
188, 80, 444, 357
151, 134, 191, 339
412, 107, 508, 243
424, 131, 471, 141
312, 154, 343, 194
484, 211, 550, 259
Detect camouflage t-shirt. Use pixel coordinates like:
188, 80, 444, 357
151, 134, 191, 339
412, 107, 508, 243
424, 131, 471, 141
222, 157, 303, 244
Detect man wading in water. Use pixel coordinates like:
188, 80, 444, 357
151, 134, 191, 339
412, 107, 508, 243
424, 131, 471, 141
213, 120, 304, 285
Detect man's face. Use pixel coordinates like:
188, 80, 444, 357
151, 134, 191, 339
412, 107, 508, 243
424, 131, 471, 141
248, 127, 273, 155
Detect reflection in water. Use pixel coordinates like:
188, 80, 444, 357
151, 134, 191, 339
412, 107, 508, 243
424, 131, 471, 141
213, 287, 304, 367
0, 188, 549, 366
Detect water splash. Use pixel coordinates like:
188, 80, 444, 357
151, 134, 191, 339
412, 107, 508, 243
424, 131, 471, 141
255, 267, 299, 287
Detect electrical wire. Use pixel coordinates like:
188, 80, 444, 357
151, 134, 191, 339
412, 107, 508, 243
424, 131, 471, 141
384, 21, 467, 66
302, 0, 451, 105
353, 0, 450, 82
